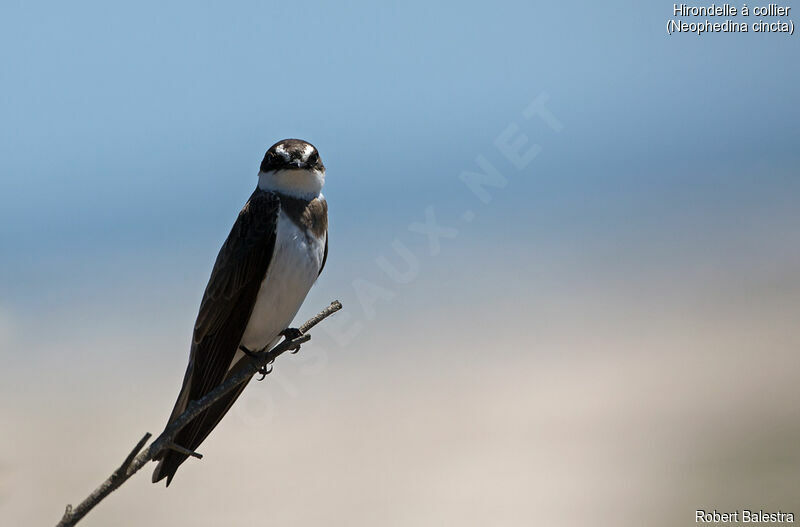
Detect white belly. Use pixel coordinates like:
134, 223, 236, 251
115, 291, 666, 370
234, 210, 325, 367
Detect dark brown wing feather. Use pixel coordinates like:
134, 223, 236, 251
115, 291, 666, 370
152, 189, 280, 485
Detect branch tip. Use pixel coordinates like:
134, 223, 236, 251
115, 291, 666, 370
119, 433, 152, 471
166, 442, 203, 459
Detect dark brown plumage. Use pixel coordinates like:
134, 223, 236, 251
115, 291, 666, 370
152, 190, 281, 485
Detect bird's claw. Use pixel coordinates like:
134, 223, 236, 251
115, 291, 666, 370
240, 328, 302, 380
280, 327, 303, 341
280, 327, 304, 354
239, 345, 273, 381
256, 360, 274, 381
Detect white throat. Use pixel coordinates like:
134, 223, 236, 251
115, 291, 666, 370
257, 169, 325, 199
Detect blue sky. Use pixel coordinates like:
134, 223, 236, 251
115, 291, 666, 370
1, 0, 798, 337
0, 0, 798, 353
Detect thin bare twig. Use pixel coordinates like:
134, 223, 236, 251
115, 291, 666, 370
165, 442, 203, 459
55, 300, 343, 527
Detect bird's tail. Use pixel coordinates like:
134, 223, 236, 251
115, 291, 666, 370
152, 369, 253, 486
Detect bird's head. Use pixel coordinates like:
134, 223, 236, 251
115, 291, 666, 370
258, 139, 325, 199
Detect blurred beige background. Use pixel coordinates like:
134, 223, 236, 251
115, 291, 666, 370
2, 207, 798, 525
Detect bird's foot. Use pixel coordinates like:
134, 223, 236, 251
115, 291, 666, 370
280, 328, 304, 354
239, 345, 273, 381
255, 360, 274, 381
280, 327, 303, 341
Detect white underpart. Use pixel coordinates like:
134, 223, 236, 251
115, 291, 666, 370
232, 209, 326, 370
258, 169, 325, 200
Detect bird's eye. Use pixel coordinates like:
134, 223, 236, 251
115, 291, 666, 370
308, 152, 319, 164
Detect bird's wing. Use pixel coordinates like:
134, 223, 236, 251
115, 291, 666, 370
188, 189, 280, 401
152, 189, 279, 485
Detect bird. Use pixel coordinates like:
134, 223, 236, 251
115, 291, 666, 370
152, 138, 329, 486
